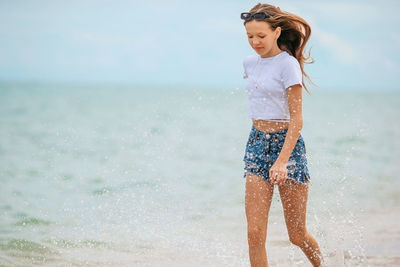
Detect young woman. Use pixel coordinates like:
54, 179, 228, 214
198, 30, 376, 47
241, 3, 325, 267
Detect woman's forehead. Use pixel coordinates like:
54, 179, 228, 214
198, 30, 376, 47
245, 21, 272, 33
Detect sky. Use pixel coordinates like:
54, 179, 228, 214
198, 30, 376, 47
0, 0, 399, 91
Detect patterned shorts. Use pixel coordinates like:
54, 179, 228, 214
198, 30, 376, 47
243, 124, 311, 185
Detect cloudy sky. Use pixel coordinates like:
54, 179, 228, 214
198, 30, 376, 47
0, 0, 399, 91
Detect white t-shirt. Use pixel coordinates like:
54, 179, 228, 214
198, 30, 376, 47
242, 51, 303, 122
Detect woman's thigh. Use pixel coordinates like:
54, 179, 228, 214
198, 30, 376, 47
245, 173, 275, 236
278, 179, 309, 241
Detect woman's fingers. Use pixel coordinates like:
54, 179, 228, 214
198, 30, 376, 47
278, 174, 286, 185
269, 169, 277, 183
270, 170, 287, 185
277, 176, 286, 186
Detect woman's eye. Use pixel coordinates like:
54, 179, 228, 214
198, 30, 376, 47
259, 36, 265, 38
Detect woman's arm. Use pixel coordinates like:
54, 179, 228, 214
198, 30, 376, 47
276, 84, 303, 163
269, 83, 303, 185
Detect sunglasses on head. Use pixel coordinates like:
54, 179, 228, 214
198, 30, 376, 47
240, 12, 271, 21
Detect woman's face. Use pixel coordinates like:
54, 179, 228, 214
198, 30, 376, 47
244, 20, 281, 57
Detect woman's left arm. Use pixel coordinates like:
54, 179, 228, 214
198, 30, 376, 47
269, 84, 303, 184
276, 84, 303, 163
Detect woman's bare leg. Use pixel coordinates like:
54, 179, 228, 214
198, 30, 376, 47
278, 179, 324, 266
245, 173, 275, 267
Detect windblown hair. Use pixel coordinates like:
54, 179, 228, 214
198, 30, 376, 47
244, 3, 316, 94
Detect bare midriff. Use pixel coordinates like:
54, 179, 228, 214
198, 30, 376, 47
252, 119, 290, 133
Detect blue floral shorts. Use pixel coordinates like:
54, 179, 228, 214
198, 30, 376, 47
243, 125, 311, 185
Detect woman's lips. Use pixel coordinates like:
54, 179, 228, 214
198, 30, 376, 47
255, 47, 263, 50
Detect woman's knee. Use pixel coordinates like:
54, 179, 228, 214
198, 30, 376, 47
288, 231, 307, 247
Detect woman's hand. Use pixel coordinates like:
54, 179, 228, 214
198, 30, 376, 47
269, 160, 288, 186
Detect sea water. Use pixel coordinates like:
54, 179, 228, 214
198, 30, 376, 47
0, 83, 399, 266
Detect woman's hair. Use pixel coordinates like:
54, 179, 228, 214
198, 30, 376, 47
244, 3, 316, 94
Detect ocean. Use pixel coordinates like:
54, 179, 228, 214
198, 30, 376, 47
0, 82, 399, 266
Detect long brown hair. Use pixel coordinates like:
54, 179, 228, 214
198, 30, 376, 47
244, 3, 316, 94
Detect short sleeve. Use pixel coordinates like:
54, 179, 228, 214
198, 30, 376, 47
281, 56, 302, 89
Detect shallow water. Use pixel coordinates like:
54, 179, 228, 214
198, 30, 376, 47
0, 83, 399, 266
